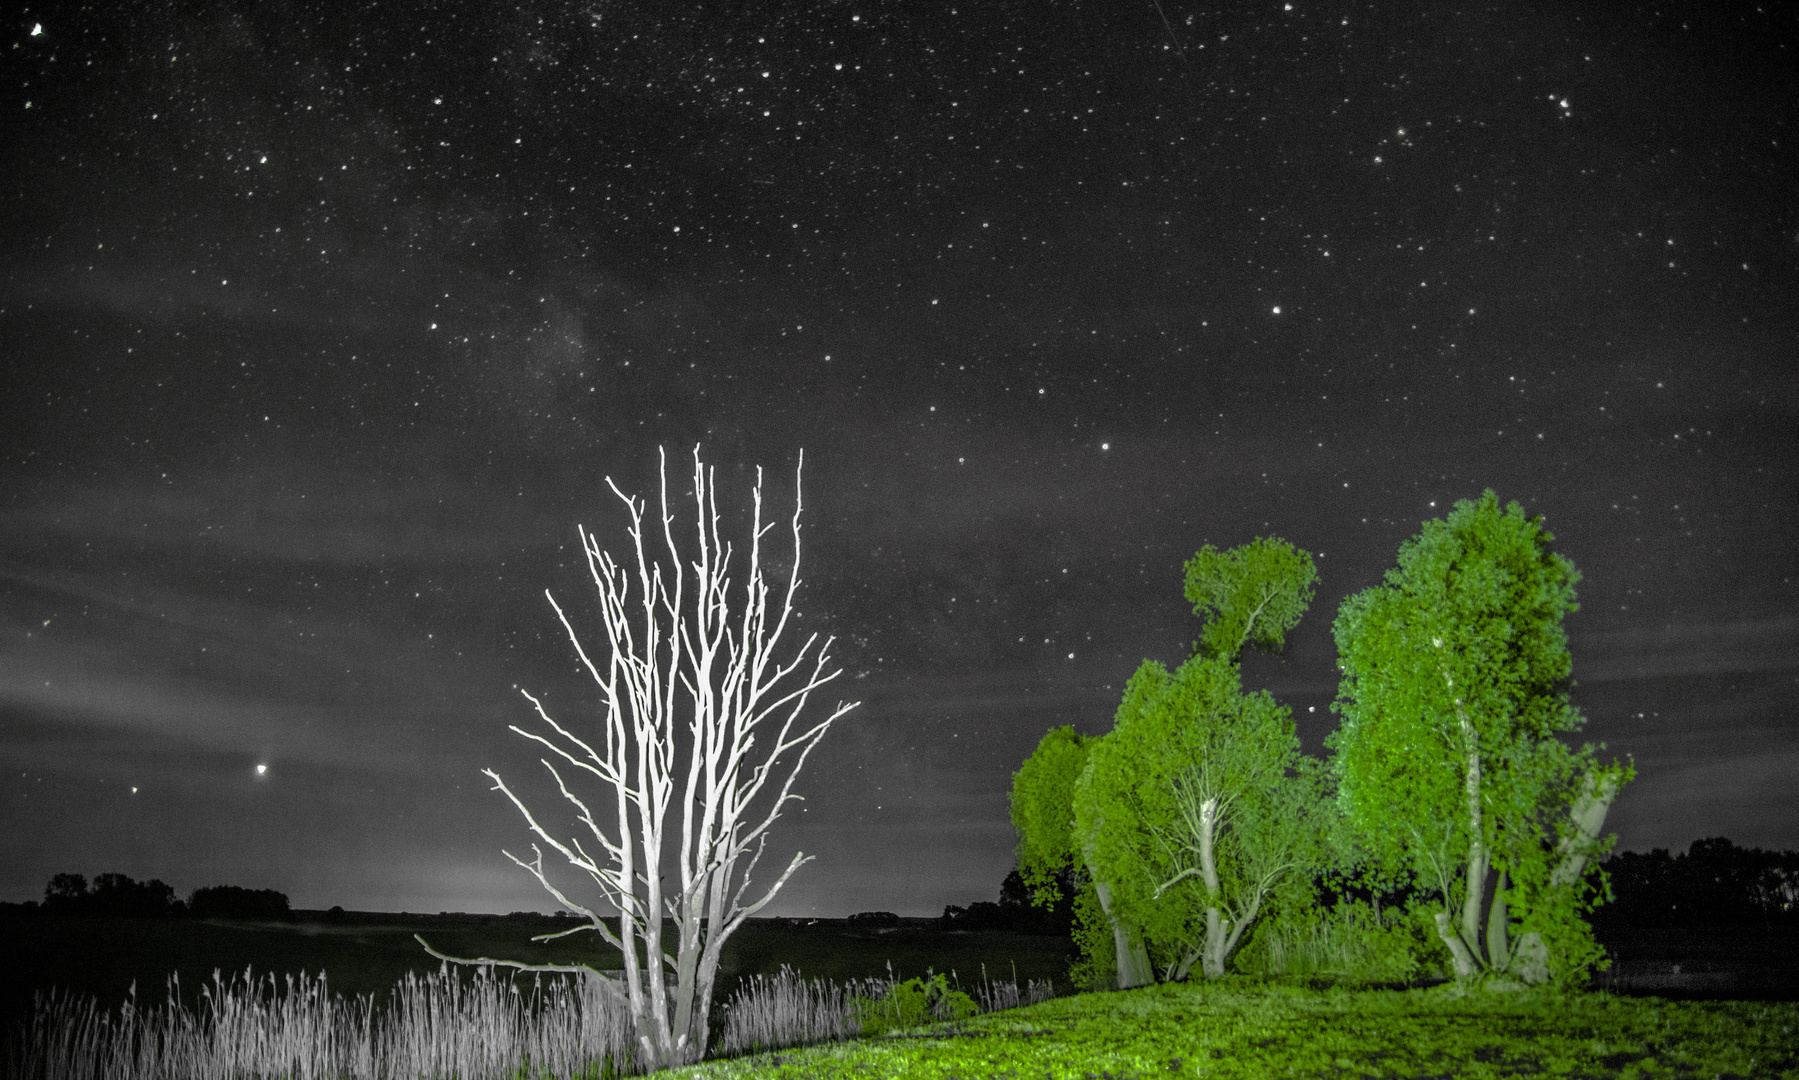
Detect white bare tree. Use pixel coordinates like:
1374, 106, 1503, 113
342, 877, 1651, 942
416, 444, 858, 1073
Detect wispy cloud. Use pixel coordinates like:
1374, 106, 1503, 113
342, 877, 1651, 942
1572, 616, 1799, 682
0, 461, 559, 570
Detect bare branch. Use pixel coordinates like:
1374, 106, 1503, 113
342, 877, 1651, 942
458, 446, 855, 1072
414, 934, 612, 977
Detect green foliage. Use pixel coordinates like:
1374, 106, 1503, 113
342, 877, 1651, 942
1075, 652, 1339, 979
668, 978, 1799, 1080
844, 971, 979, 1037
1237, 898, 1441, 984
1036, 534, 1336, 983
1008, 724, 1093, 912
1325, 489, 1633, 988
1065, 877, 1120, 993
1183, 536, 1317, 660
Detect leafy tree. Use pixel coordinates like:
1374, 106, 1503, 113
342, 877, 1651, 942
847, 911, 901, 929
1075, 651, 1338, 979
1326, 490, 1633, 990
939, 866, 1079, 933
997, 865, 1078, 934
1009, 724, 1154, 988
1184, 537, 1317, 660
90, 873, 180, 917
1074, 536, 1336, 980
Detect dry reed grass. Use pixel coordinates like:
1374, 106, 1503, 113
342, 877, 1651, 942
2, 959, 1055, 1080
711, 960, 1057, 1061
2, 964, 633, 1080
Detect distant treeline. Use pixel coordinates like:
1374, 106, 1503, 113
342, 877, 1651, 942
932, 837, 1798, 936
934, 866, 1081, 935
0, 873, 292, 920
1588, 837, 1798, 929
9, 837, 1791, 929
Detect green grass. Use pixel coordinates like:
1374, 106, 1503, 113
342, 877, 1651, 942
663, 976, 1799, 1080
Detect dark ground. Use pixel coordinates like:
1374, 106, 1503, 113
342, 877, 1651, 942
0, 911, 1080, 1036
3, 911, 1794, 1045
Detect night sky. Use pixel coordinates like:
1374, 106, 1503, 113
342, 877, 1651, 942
3, 1, 1796, 920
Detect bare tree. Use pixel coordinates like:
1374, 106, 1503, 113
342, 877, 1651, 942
417, 444, 858, 1072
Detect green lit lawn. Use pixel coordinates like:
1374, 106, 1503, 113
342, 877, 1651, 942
661, 977, 1799, 1080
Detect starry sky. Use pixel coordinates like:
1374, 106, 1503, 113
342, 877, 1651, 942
2, 0, 1796, 919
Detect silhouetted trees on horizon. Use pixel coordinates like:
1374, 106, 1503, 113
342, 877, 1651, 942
2, 873, 292, 920
930, 839, 1795, 940
7, 838, 1792, 930
937, 865, 1081, 935
1589, 837, 1798, 930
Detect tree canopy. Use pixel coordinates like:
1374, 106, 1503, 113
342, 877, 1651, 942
1010, 724, 1155, 988
1010, 724, 1093, 910
1184, 537, 1317, 660
1075, 652, 1335, 978
1327, 490, 1631, 989
1070, 535, 1333, 980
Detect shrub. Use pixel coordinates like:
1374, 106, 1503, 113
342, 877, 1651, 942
844, 971, 979, 1037
1239, 898, 1449, 984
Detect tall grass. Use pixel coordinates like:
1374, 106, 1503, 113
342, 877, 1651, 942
3, 959, 1055, 1080
2, 964, 636, 1080
712, 960, 1056, 1059
1239, 901, 1435, 984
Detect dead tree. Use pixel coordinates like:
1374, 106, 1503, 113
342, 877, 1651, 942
418, 444, 858, 1072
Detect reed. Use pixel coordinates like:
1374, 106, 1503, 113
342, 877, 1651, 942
2, 959, 1054, 1080
1242, 901, 1427, 983
711, 959, 1056, 1060
2, 964, 635, 1080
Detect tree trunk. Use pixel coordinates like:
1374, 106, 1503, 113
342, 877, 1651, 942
1456, 711, 1486, 969
1485, 868, 1511, 971
1091, 874, 1156, 988
1197, 795, 1229, 979
1433, 910, 1479, 977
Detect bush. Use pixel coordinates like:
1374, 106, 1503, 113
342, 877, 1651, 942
1065, 882, 1119, 993
1239, 898, 1447, 984
845, 971, 980, 1036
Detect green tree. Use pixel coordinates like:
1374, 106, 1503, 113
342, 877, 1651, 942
1327, 491, 1633, 990
1184, 537, 1318, 660
1010, 725, 1155, 989
1075, 655, 1337, 979
1076, 537, 1337, 980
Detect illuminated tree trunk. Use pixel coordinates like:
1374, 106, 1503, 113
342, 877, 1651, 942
1081, 835, 1155, 988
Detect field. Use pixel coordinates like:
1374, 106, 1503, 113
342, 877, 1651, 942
3, 912, 1796, 1078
